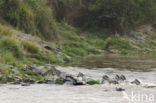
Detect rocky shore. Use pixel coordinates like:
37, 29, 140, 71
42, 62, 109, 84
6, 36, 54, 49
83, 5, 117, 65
2, 64, 154, 91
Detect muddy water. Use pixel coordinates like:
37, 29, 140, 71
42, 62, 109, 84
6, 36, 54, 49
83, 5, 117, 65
0, 55, 156, 103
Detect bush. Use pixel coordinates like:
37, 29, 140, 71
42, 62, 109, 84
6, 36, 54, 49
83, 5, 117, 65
22, 41, 40, 54
104, 35, 132, 51
86, 80, 100, 85
0, 38, 23, 58
0, 0, 57, 40
62, 46, 88, 57
0, 24, 11, 37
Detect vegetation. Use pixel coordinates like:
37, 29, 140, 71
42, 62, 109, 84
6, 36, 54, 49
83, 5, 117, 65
22, 41, 40, 54
0, 38, 23, 58
0, 0, 156, 83
86, 80, 100, 85
0, 0, 57, 40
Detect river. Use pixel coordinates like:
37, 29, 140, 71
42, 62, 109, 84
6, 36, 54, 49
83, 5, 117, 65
0, 55, 156, 103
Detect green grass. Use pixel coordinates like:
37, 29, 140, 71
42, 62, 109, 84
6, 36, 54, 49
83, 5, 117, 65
24, 69, 39, 76
34, 54, 61, 64
0, 66, 15, 83
104, 35, 133, 51
22, 57, 45, 65
0, 38, 23, 58
0, 24, 11, 37
0, 0, 57, 40
22, 41, 40, 54
86, 80, 100, 85
62, 46, 88, 57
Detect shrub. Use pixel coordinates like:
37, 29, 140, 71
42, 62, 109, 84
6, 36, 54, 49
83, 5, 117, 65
22, 41, 40, 54
104, 35, 132, 51
0, 38, 23, 58
0, 0, 57, 40
0, 24, 11, 37
62, 46, 88, 57
86, 80, 100, 85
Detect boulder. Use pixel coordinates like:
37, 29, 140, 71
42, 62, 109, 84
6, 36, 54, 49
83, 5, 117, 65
44, 45, 53, 50
23, 79, 35, 84
45, 66, 61, 76
25, 65, 61, 76
12, 80, 22, 85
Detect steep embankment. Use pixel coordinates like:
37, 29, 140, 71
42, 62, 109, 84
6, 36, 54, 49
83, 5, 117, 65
0, 0, 156, 83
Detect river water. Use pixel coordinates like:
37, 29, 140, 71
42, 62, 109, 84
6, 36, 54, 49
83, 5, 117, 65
0, 55, 156, 103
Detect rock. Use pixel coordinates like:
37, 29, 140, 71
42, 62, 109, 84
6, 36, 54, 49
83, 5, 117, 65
25, 65, 61, 76
115, 87, 125, 92
45, 65, 61, 76
37, 81, 43, 84
12, 69, 21, 74
11, 80, 22, 85
37, 81, 46, 84
44, 45, 53, 50
23, 79, 35, 84
131, 79, 141, 85
5, 65, 14, 69
25, 65, 36, 70
74, 81, 85, 86
56, 55, 65, 63
21, 83, 30, 86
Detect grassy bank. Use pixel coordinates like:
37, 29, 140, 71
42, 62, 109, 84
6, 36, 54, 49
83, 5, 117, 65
0, 0, 156, 83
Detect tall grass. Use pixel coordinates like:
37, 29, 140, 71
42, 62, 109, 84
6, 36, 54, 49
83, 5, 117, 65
0, 38, 23, 58
0, 0, 57, 40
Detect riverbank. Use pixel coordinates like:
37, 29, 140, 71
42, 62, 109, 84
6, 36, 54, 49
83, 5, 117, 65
0, 66, 156, 103
1, 22, 156, 84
